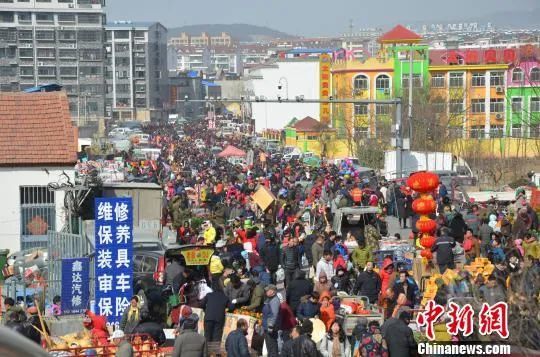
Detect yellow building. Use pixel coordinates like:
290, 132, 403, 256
331, 57, 394, 138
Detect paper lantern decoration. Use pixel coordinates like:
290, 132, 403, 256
412, 196, 437, 215
409, 171, 439, 262
420, 249, 433, 260
420, 235, 436, 249
416, 217, 437, 233
407, 172, 440, 193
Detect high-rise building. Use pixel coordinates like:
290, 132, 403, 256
105, 21, 168, 121
0, 0, 106, 126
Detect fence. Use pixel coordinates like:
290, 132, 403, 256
47, 230, 94, 302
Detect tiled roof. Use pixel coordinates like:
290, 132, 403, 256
0, 91, 78, 166
379, 25, 422, 43
294, 116, 327, 131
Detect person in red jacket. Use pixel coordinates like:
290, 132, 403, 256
83, 310, 110, 346
379, 257, 396, 305
277, 293, 296, 343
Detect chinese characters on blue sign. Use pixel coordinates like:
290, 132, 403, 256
61, 258, 89, 315
94, 197, 133, 326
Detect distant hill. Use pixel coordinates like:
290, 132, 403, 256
167, 23, 296, 42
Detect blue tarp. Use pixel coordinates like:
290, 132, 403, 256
23, 84, 63, 93
201, 80, 220, 87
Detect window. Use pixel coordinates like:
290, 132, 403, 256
490, 125, 504, 138
134, 30, 145, 39
134, 44, 145, 52
116, 83, 130, 92
376, 104, 391, 115
449, 72, 464, 87
490, 71, 504, 86
530, 123, 540, 138
512, 97, 522, 113
58, 14, 75, 23
19, 48, 33, 58
0, 66, 16, 76
375, 75, 390, 90
431, 73, 445, 88
135, 83, 146, 92
531, 98, 540, 112
36, 30, 54, 40
59, 49, 76, 59
36, 48, 55, 58
115, 43, 129, 52
471, 99, 485, 113
35, 13, 53, 23
38, 67, 56, 77
116, 70, 128, 79
114, 30, 130, 39
354, 127, 369, 138
80, 84, 102, 95
402, 74, 422, 88
17, 12, 31, 23
511, 124, 522, 137
490, 98, 504, 113
59, 66, 77, 77
512, 68, 523, 82
0, 12, 15, 23
531, 68, 540, 82
18, 30, 32, 40
471, 73, 485, 87
58, 30, 76, 41
78, 30, 101, 42
77, 14, 101, 24
19, 66, 34, 77
19, 186, 55, 250
79, 66, 101, 78
433, 101, 445, 113
469, 126, 484, 139
354, 103, 368, 115
449, 99, 464, 114
353, 75, 368, 91
135, 98, 146, 107
79, 49, 102, 61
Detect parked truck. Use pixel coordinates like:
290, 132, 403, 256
384, 151, 473, 180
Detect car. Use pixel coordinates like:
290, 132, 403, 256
132, 250, 166, 293
108, 127, 132, 137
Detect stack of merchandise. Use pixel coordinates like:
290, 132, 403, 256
463, 257, 495, 280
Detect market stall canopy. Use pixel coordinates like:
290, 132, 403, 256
217, 145, 246, 158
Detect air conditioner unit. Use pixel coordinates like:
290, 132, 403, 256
21, 43, 32, 48
495, 113, 503, 120
38, 61, 44, 66
68, 4, 74, 8
496, 86, 504, 93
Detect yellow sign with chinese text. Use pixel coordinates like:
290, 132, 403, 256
181, 248, 214, 266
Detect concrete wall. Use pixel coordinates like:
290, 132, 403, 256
247, 60, 320, 131
0, 167, 74, 254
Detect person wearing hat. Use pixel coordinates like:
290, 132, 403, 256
172, 314, 207, 357
262, 284, 281, 357
209, 249, 224, 290
109, 330, 133, 357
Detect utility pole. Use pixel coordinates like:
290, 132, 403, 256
396, 99, 403, 179
408, 45, 414, 142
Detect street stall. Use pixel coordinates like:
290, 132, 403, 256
335, 295, 384, 336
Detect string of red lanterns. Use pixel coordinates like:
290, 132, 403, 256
407, 171, 439, 261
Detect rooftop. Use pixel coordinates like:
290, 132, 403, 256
293, 116, 328, 131
379, 24, 422, 43
0, 92, 78, 166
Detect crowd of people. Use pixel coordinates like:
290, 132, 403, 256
3, 119, 540, 357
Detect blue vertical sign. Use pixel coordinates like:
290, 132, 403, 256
94, 197, 133, 327
61, 258, 90, 315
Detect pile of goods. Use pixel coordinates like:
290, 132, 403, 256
232, 308, 263, 321
339, 298, 371, 315
463, 257, 495, 280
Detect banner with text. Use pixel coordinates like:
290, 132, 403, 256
94, 197, 133, 327
61, 257, 90, 315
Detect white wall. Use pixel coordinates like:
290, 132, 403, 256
0, 167, 75, 254
247, 61, 320, 131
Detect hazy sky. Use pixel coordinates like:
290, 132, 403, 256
106, 0, 538, 36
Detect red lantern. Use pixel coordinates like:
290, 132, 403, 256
420, 249, 433, 260
407, 172, 440, 193
420, 235, 436, 249
412, 197, 437, 215
416, 217, 437, 233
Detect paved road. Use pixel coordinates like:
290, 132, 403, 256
386, 215, 413, 239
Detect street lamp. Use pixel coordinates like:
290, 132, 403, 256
278, 77, 289, 100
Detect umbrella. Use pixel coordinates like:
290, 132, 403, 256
217, 145, 246, 158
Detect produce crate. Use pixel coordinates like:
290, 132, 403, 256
335, 295, 384, 336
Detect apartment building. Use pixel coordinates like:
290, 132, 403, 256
168, 31, 233, 48
0, 0, 106, 125
105, 21, 168, 121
